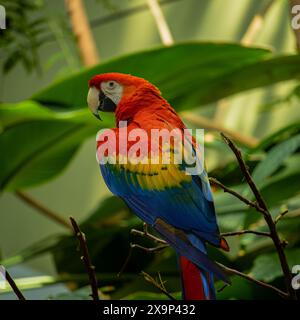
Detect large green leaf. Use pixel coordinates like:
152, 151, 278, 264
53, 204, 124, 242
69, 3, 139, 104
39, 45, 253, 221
32, 42, 274, 111
251, 134, 300, 189
250, 122, 300, 153
0, 101, 109, 191
250, 248, 300, 282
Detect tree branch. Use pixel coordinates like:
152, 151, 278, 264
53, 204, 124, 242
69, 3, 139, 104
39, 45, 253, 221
221, 133, 297, 300
131, 223, 167, 245
117, 239, 168, 278
15, 191, 72, 230
221, 230, 271, 238
209, 177, 268, 215
216, 263, 288, 299
70, 216, 99, 301
124, 230, 289, 299
274, 209, 289, 225
65, 0, 99, 66
146, 0, 174, 45
141, 271, 176, 300
5, 270, 26, 300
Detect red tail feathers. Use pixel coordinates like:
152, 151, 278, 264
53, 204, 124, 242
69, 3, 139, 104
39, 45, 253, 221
179, 255, 215, 300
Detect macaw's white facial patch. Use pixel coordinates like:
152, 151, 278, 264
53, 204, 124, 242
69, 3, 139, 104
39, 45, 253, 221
101, 81, 123, 106
87, 86, 100, 114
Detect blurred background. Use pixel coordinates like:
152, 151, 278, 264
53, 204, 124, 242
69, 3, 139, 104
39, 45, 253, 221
0, 0, 300, 300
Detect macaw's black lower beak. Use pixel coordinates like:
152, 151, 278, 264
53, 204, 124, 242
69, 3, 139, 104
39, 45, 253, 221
92, 91, 117, 121
99, 91, 117, 112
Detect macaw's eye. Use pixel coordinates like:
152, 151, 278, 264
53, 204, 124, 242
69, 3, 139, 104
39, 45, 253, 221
108, 81, 116, 89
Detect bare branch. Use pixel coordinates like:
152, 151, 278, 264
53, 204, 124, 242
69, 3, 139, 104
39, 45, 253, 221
275, 209, 289, 225
146, 0, 174, 45
65, 0, 99, 66
16, 191, 72, 230
217, 283, 229, 293
221, 230, 271, 238
217, 262, 288, 299
141, 271, 176, 300
131, 223, 167, 245
117, 241, 168, 277
220, 133, 297, 300
70, 217, 99, 301
5, 270, 26, 300
209, 177, 267, 215
131, 243, 169, 252
125, 225, 292, 299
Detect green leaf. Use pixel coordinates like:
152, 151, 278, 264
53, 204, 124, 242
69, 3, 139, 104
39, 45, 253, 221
0, 119, 94, 191
0, 234, 63, 267
250, 248, 300, 282
32, 43, 273, 111
252, 134, 300, 189
0, 101, 105, 191
3, 51, 22, 74
251, 122, 300, 153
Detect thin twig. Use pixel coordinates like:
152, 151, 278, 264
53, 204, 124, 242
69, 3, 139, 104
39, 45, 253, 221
141, 271, 176, 300
275, 209, 289, 225
70, 217, 99, 301
216, 263, 288, 299
5, 270, 26, 300
220, 133, 268, 217
221, 133, 297, 300
284, 208, 300, 219
131, 223, 167, 245
117, 241, 168, 277
117, 245, 134, 278
221, 230, 271, 238
209, 177, 267, 215
146, 0, 174, 45
16, 191, 72, 230
131, 243, 169, 252
217, 283, 229, 293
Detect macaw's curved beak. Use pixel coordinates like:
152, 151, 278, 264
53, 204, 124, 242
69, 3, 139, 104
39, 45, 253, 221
87, 87, 117, 121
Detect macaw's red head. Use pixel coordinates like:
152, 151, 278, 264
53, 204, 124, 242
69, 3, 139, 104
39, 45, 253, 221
87, 73, 161, 121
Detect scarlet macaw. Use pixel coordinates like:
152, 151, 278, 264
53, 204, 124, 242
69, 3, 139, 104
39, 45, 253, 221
87, 73, 230, 300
